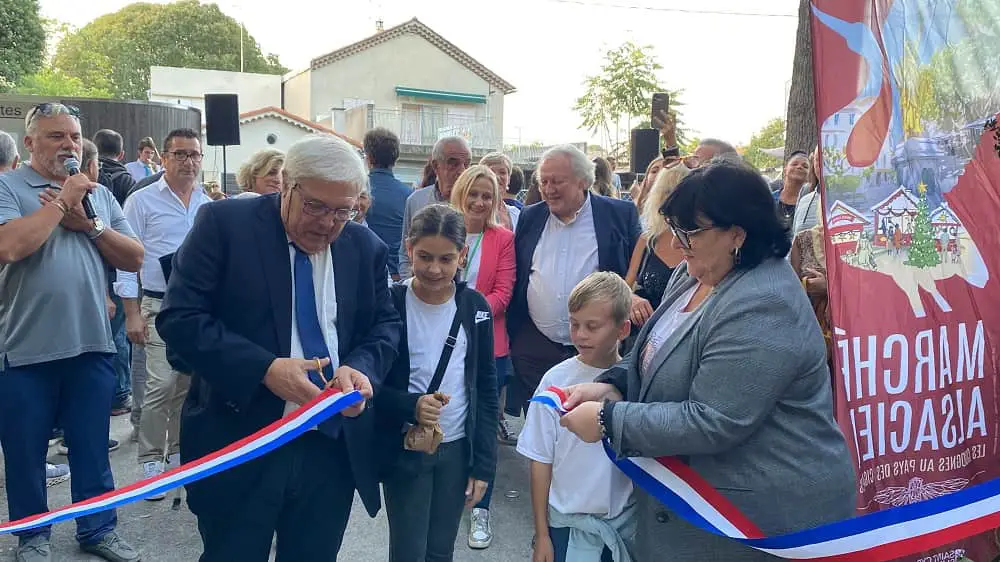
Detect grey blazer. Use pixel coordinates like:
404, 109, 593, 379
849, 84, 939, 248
598, 257, 856, 561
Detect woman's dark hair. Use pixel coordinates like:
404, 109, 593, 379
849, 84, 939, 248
420, 158, 437, 188
508, 165, 524, 196
592, 157, 615, 197
407, 204, 466, 250
660, 161, 791, 269
524, 170, 541, 205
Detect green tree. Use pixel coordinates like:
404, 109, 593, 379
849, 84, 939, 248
573, 42, 686, 154
680, 136, 701, 155
0, 0, 46, 91
52, 0, 286, 100
905, 184, 941, 268
14, 67, 112, 98
743, 118, 786, 171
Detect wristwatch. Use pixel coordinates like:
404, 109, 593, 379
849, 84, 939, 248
87, 217, 107, 240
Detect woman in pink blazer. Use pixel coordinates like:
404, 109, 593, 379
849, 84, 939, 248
450, 165, 515, 550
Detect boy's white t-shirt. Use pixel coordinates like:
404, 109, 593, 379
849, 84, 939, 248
517, 356, 633, 518
404, 279, 469, 443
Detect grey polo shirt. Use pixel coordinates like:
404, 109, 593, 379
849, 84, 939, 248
398, 183, 447, 278
0, 165, 136, 368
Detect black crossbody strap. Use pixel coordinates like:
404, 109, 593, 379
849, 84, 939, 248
427, 297, 463, 395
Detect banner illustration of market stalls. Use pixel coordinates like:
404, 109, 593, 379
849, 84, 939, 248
812, 0, 1000, 560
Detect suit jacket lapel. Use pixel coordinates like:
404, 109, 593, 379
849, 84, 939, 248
332, 225, 359, 356
591, 196, 614, 270
255, 195, 293, 357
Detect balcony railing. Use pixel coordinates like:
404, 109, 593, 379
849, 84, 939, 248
367, 108, 499, 150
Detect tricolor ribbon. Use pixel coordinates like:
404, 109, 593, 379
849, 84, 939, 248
0, 389, 363, 535
531, 386, 1000, 561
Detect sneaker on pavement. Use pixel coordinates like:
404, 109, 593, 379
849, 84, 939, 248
142, 461, 166, 501
111, 396, 133, 416
45, 463, 70, 488
108, 439, 121, 453
498, 418, 519, 445
16, 534, 51, 562
80, 531, 141, 562
469, 507, 493, 549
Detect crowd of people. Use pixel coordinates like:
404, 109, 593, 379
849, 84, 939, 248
0, 101, 851, 562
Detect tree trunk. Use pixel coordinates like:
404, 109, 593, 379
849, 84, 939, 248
784, 0, 818, 156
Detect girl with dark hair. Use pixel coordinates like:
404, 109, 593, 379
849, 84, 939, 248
559, 162, 856, 561
377, 204, 499, 562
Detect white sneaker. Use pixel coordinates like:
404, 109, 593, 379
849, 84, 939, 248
468, 507, 493, 549
142, 460, 166, 501
45, 463, 70, 488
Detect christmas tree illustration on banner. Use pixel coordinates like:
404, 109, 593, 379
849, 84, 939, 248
905, 182, 941, 268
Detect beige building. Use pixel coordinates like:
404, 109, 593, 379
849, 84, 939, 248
284, 18, 516, 183
148, 66, 282, 119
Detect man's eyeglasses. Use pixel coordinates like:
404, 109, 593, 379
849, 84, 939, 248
664, 218, 715, 249
25, 103, 81, 128
165, 151, 203, 163
293, 185, 358, 222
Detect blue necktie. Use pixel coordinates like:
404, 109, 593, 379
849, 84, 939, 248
292, 245, 341, 437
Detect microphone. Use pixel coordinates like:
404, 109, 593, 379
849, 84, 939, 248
63, 157, 97, 219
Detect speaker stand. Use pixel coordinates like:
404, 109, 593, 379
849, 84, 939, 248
221, 145, 228, 195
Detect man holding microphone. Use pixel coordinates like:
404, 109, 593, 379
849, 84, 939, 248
0, 103, 143, 562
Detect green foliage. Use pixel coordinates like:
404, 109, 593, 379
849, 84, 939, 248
743, 117, 786, 171
905, 189, 941, 268
822, 146, 861, 193
14, 67, 112, 98
573, 42, 687, 153
680, 136, 701, 155
917, 0, 1000, 130
52, 0, 286, 100
0, 0, 46, 90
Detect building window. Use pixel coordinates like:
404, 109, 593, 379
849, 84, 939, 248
849, 113, 856, 125
834, 114, 840, 126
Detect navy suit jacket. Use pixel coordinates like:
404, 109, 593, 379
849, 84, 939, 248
366, 167, 412, 276
156, 193, 401, 518
507, 194, 641, 340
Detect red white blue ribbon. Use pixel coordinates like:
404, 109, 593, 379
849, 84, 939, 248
531, 386, 1000, 561
0, 389, 363, 535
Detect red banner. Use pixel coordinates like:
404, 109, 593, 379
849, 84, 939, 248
812, 0, 1000, 560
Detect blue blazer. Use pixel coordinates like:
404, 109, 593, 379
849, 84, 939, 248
156, 194, 401, 518
507, 194, 641, 340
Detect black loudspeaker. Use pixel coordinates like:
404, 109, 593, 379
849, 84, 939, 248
204, 94, 240, 146
630, 128, 660, 174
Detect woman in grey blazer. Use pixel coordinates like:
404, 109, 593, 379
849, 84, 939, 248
561, 162, 857, 561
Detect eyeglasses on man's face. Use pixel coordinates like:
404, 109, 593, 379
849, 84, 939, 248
165, 151, 203, 163
293, 184, 358, 222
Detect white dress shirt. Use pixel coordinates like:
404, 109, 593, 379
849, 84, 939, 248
114, 177, 212, 298
526, 195, 600, 345
284, 241, 340, 419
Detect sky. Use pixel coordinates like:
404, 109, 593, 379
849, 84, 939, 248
39, 0, 801, 147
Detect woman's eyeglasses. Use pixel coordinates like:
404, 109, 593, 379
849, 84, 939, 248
664, 218, 715, 249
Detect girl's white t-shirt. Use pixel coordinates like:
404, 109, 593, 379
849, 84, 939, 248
404, 279, 469, 443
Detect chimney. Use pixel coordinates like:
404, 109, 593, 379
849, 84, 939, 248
376, 19, 384, 32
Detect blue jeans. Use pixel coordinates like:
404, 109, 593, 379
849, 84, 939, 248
109, 289, 132, 407
0, 353, 118, 544
476, 356, 510, 510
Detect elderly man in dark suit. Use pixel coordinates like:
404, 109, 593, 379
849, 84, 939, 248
506, 144, 641, 417
156, 134, 401, 561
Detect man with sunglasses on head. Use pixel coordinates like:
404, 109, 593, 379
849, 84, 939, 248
114, 128, 211, 498
0, 103, 144, 562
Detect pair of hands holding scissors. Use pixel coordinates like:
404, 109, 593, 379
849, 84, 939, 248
263, 357, 371, 417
